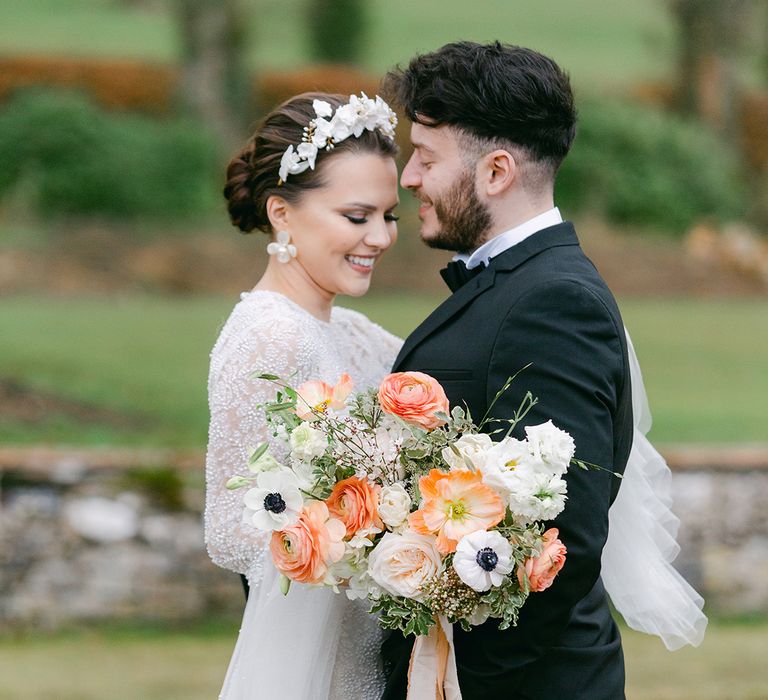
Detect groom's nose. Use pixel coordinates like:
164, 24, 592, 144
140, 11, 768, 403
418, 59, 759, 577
400, 152, 421, 190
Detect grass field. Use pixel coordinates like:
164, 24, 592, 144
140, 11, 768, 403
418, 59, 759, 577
0, 0, 674, 90
0, 294, 766, 447
0, 618, 766, 700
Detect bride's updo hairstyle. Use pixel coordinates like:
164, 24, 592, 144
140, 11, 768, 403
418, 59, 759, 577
224, 93, 398, 234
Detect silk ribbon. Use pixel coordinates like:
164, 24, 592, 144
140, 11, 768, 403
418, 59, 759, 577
406, 615, 462, 699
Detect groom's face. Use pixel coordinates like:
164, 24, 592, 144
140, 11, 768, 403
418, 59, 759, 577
401, 123, 491, 253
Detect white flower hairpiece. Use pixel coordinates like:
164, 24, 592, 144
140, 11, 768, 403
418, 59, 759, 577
278, 93, 398, 184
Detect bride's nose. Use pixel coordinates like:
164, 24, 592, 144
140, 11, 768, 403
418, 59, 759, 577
363, 219, 395, 250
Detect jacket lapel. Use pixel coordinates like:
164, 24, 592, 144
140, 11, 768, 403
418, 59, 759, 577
393, 222, 580, 370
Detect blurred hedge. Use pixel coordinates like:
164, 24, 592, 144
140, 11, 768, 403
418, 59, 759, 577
557, 100, 746, 233
0, 89, 219, 220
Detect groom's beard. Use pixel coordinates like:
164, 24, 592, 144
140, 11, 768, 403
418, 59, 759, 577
424, 167, 492, 254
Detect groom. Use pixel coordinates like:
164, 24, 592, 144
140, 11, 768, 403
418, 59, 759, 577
380, 42, 633, 699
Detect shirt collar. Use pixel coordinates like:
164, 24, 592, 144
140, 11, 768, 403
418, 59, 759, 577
454, 207, 563, 269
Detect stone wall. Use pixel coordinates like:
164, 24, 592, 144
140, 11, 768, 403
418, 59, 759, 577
1, 446, 767, 630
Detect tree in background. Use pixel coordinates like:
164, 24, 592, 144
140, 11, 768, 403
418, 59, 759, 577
308, 0, 367, 65
669, 0, 756, 136
175, 0, 250, 152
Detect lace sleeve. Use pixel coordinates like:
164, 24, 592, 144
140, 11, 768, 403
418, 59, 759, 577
204, 300, 317, 584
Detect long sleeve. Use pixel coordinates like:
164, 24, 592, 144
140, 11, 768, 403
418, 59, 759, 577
204, 301, 319, 584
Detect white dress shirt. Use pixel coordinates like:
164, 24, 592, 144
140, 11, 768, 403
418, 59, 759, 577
455, 207, 563, 269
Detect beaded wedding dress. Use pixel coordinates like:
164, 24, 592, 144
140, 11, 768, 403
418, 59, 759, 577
205, 290, 402, 700
205, 290, 705, 700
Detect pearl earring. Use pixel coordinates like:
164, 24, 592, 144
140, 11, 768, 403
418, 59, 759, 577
267, 230, 297, 263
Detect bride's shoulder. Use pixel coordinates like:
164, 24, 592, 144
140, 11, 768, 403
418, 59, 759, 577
210, 291, 316, 365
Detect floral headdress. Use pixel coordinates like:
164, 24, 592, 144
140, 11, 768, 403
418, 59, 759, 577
278, 93, 398, 184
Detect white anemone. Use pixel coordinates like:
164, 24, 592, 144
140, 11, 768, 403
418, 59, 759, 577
453, 529, 514, 592
243, 468, 303, 531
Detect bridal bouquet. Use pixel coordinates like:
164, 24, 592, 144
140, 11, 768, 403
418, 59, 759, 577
227, 370, 577, 636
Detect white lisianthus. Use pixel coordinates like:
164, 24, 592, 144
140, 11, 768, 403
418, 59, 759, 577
441, 433, 494, 471
453, 530, 514, 592
242, 468, 303, 531
378, 483, 412, 529
246, 448, 284, 474
507, 473, 568, 523
525, 421, 575, 475
367, 530, 442, 600
477, 436, 537, 497
289, 421, 327, 462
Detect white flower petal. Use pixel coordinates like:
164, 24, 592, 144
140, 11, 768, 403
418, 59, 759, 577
313, 99, 333, 118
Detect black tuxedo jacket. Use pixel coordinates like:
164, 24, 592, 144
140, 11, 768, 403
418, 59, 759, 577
381, 222, 632, 700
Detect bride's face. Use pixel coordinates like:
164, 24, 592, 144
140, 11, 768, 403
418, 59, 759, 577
281, 152, 399, 297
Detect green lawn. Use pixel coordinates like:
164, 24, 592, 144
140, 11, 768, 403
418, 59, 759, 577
0, 294, 766, 447
0, 619, 766, 700
0, 0, 674, 90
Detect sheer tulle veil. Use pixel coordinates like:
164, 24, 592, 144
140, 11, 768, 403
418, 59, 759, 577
601, 330, 708, 650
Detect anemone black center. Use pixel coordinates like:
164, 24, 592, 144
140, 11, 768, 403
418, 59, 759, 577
264, 492, 287, 514
476, 547, 498, 572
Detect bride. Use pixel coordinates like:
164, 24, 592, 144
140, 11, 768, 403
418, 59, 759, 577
204, 92, 403, 699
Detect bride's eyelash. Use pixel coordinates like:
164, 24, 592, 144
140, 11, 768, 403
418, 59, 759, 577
344, 214, 400, 224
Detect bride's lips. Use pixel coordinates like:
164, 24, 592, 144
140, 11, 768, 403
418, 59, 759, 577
345, 254, 377, 274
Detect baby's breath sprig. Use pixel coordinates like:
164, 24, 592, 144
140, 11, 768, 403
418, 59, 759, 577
421, 564, 482, 626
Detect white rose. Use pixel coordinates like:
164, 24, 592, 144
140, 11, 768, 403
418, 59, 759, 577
524, 421, 575, 475
378, 483, 412, 529
441, 433, 494, 471
367, 531, 442, 600
289, 421, 327, 462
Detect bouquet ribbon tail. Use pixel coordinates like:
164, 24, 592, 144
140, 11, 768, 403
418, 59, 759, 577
406, 615, 462, 700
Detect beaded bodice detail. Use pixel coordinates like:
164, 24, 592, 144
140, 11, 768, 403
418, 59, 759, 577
205, 290, 402, 582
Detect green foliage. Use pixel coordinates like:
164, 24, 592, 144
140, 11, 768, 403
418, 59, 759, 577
557, 100, 746, 233
370, 594, 435, 637
0, 89, 219, 220
308, 0, 367, 64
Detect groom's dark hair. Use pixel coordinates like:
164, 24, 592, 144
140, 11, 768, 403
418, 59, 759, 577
382, 41, 577, 182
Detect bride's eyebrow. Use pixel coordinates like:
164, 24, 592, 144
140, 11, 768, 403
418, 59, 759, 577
341, 202, 376, 212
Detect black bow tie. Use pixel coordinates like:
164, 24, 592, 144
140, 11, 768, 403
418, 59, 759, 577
440, 260, 486, 292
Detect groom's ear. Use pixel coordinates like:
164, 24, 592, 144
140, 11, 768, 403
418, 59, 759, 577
266, 195, 291, 232
480, 149, 517, 197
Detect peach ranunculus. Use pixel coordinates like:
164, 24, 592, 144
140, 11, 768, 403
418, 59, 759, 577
517, 527, 567, 593
270, 501, 345, 584
326, 475, 383, 538
377, 372, 450, 430
295, 373, 353, 421
409, 469, 505, 554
